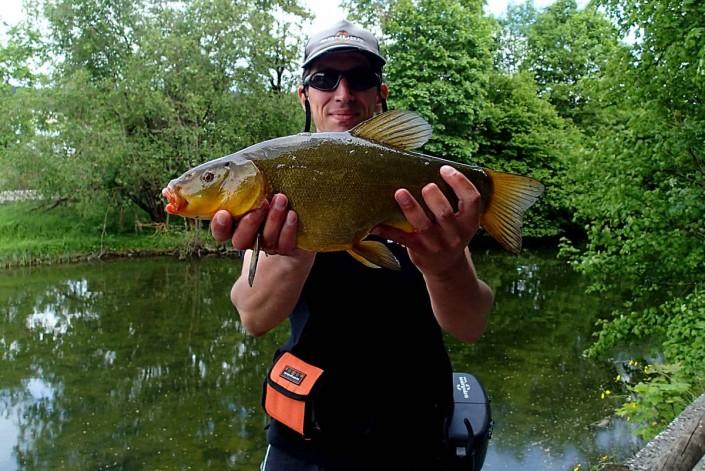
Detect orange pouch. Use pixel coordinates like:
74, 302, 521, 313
264, 352, 324, 437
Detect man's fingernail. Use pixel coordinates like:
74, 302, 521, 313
214, 212, 226, 227
441, 165, 457, 177
274, 195, 287, 210
285, 211, 297, 225
396, 191, 413, 207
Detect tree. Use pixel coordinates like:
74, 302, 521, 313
383, 0, 494, 163
524, 0, 622, 128
494, 1, 539, 75
477, 71, 578, 238
567, 0, 705, 436
0, 25, 42, 190
343, 0, 576, 238
5, 0, 307, 223
341, 0, 393, 31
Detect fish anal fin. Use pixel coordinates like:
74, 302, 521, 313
347, 240, 401, 271
480, 168, 545, 254
350, 110, 432, 150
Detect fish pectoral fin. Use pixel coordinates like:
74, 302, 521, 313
347, 241, 401, 271
349, 110, 432, 150
480, 168, 545, 254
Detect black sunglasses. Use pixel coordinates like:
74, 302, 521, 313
303, 67, 382, 92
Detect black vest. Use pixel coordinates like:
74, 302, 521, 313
267, 241, 454, 468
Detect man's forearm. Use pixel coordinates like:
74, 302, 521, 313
423, 248, 492, 343
232, 249, 316, 336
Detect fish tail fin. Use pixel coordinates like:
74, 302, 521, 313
347, 240, 401, 271
480, 169, 545, 254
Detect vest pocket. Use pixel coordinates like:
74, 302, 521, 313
263, 352, 324, 437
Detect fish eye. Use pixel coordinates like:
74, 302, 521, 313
202, 171, 215, 183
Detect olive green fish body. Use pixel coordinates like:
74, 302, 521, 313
163, 110, 544, 274
248, 134, 492, 252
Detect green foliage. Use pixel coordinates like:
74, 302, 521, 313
662, 291, 705, 376
383, 0, 494, 162
616, 363, 692, 440
3, 0, 306, 223
341, 0, 393, 30
550, 0, 705, 436
0, 24, 39, 86
494, 1, 538, 74
590, 291, 705, 439
567, 0, 705, 303
477, 71, 578, 237
524, 0, 622, 127
0, 25, 43, 190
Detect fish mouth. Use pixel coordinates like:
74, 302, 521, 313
162, 186, 187, 214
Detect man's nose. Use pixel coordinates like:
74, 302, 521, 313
334, 77, 355, 101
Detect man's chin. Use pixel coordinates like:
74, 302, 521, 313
326, 114, 363, 131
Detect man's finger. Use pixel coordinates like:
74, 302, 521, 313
371, 224, 424, 253
277, 210, 299, 254
421, 183, 463, 248
211, 210, 234, 242
261, 194, 289, 249
440, 166, 481, 234
394, 189, 433, 232
231, 201, 269, 250
421, 183, 454, 221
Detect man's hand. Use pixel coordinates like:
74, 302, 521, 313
372, 165, 491, 343
371, 165, 482, 277
210, 193, 299, 256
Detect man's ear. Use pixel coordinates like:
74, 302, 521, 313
376, 83, 389, 112
297, 86, 308, 110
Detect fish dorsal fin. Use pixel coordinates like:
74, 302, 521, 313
350, 110, 432, 150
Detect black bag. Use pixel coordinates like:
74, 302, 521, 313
446, 372, 493, 471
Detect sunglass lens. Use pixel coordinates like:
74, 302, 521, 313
306, 68, 380, 91
309, 71, 340, 90
346, 68, 379, 90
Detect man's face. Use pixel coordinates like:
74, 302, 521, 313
298, 52, 388, 132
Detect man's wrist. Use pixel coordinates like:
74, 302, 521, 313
422, 252, 474, 285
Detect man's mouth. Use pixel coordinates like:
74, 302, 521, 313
329, 109, 357, 117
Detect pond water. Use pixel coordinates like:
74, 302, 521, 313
0, 250, 643, 470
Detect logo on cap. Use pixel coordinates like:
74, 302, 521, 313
320, 30, 365, 46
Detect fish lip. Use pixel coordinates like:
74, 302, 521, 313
162, 186, 186, 214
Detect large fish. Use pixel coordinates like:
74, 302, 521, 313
162, 110, 544, 283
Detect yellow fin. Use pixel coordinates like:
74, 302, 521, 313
480, 168, 545, 254
349, 110, 432, 150
347, 240, 401, 271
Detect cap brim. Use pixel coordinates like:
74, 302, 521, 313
302, 44, 386, 68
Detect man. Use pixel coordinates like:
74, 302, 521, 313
211, 20, 493, 470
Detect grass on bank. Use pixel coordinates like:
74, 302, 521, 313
0, 201, 233, 268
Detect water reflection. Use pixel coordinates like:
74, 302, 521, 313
0, 252, 641, 470
0, 258, 278, 470
447, 249, 642, 469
